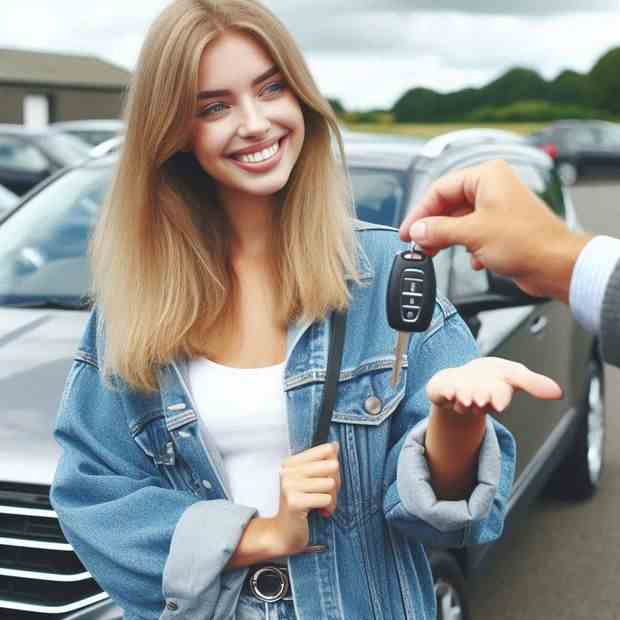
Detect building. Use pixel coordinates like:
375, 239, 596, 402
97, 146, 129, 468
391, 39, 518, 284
0, 48, 130, 126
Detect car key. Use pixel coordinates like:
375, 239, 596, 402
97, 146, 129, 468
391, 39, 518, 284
386, 244, 436, 386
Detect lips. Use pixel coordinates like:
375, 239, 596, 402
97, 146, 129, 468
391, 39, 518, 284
228, 135, 287, 159
228, 134, 288, 173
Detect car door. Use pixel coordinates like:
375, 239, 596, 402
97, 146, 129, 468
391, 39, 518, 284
0, 135, 51, 195
445, 158, 571, 484
572, 126, 602, 177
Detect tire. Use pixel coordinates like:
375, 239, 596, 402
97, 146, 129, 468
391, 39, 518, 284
430, 550, 470, 620
557, 161, 578, 186
546, 357, 605, 501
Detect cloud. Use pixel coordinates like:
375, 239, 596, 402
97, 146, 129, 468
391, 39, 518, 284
268, 0, 619, 15
1, 0, 619, 109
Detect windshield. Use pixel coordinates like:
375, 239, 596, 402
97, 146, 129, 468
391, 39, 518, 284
348, 167, 406, 227
0, 165, 112, 307
36, 132, 90, 166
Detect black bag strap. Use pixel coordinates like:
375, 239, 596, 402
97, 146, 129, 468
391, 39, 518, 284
312, 309, 347, 447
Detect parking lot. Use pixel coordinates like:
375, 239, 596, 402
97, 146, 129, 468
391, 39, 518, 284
471, 181, 620, 620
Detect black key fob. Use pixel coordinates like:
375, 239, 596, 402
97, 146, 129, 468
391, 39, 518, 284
386, 248, 436, 332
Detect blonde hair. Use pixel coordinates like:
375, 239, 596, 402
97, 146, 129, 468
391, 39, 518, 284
90, 0, 360, 392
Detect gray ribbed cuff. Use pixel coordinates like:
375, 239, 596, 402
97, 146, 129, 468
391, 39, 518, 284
396, 416, 500, 532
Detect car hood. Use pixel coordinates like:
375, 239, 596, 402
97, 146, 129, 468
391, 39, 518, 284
0, 307, 89, 487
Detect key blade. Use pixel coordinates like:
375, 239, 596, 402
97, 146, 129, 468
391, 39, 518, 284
390, 332, 409, 387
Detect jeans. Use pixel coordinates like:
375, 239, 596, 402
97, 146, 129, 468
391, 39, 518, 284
236, 594, 297, 620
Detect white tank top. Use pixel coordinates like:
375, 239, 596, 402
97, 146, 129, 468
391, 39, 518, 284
188, 357, 289, 517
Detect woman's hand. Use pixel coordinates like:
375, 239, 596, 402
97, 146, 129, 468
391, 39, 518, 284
270, 442, 341, 556
424, 357, 562, 500
426, 356, 563, 417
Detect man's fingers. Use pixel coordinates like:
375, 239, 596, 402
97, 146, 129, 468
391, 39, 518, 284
406, 214, 478, 254
399, 166, 481, 240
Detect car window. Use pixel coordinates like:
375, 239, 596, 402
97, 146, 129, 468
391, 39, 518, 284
600, 125, 620, 148
561, 127, 598, 148
0, 165, 112, 305
36, 132, 90, 166
68, 130, 118, 147
348, 168, 406, 226
0, 135, 49, 173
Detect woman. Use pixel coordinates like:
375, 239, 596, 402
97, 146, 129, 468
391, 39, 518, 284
50, 1, 561, 619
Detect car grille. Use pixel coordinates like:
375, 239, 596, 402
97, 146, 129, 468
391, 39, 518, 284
0, 482, 109, 618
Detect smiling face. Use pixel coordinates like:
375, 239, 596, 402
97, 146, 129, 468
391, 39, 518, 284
189, 30, 305, 207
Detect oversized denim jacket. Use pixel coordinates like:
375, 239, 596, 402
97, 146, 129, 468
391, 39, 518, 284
51, 222, 516, 620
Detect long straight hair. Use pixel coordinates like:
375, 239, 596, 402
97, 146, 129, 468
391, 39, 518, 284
90, 0, 360, 392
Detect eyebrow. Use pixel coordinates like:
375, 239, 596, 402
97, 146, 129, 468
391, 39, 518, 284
197, 66, 281, 100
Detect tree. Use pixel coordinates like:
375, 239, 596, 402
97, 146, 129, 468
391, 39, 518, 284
549, 70, 590, 106
327, 98, 346, 115
589, 47, 620, 115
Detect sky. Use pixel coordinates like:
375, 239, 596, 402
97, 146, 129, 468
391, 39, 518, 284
1, 0, 619, 110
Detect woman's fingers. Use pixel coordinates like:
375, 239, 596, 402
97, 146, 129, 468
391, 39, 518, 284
427, 357, 559, 417
285, 442, 339, 465
500, 361, 563, 400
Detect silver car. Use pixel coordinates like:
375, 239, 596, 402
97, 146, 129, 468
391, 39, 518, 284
0, 131, 603, 619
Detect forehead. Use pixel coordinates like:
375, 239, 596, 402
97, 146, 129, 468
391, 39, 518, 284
197, 30, 275, 88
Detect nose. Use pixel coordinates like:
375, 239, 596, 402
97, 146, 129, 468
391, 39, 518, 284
237, 97, 270, 138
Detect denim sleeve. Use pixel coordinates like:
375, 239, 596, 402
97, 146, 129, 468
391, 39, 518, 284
50, 361, 256, 620
382, 307, 517, 548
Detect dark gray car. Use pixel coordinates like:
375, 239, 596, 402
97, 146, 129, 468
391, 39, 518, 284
0, 131, 602, 619
527, 120, 620, 185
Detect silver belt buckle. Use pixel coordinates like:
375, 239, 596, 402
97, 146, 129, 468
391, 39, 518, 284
249, 566, 289, 603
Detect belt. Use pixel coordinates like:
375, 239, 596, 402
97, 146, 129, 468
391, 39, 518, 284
243, 564, 292, 603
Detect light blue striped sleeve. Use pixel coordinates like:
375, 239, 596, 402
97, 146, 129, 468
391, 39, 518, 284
569, 235, 620, 335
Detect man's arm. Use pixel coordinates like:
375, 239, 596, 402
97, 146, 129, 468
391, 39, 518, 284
399, 160, 620, 369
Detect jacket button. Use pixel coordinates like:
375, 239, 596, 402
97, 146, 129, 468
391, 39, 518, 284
166, 600, 178, 611
364, 396, 382, 415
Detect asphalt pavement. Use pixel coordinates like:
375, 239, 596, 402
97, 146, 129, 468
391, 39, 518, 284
470, 181, 620, 620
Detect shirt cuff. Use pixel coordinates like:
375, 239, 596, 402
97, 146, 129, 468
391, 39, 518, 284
569, 235, 620, 335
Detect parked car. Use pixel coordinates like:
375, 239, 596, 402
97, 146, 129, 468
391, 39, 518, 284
50, 120, 125, 148
527, 120, 620, 185
88, 135, 124, 159
0, 125, 90, 196
0, 183, 18, 217
0, 131, 602, 620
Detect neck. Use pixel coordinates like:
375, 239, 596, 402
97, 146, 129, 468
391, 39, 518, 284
217, 186, 280, 259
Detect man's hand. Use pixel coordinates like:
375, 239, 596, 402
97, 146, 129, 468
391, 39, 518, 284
399, 160, 592, 302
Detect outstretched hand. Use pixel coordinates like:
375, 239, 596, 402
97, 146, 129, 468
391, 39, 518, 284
427, 357, 563, 417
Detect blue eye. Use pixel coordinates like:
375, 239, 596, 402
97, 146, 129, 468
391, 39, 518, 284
200, 102, 227, 116
263, 81, 285, 95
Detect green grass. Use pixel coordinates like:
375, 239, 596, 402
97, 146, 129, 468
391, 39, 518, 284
343, 122, 549, 139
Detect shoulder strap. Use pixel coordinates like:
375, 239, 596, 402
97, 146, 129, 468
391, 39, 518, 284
312, 309, 347, 447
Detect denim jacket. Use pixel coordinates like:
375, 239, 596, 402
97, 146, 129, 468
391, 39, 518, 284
51, 222, 516, 620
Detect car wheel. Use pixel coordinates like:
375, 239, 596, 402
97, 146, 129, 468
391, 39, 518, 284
546, 357, 605, 501
431, 550, 470, 620
557, 161, 578, 186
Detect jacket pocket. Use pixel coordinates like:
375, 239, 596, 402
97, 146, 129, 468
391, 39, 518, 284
131, 413, 198, 495
328, 357, 407, 529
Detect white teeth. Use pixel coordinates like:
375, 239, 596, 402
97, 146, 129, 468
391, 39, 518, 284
236, 140, 279, 164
